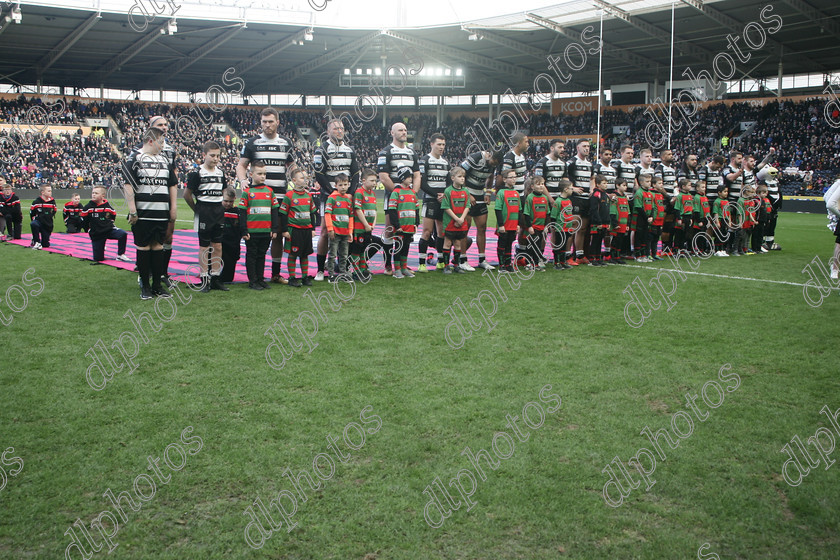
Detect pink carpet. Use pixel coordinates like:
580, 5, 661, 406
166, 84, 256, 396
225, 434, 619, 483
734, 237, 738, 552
6, 226, 518, 280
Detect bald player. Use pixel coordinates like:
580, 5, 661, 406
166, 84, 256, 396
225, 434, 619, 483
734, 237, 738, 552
377, 122, 420, 275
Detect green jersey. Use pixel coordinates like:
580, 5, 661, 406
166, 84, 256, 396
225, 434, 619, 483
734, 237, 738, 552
441, 184, 470, 232
353, 188, 377, 234
495, 188, 520, 231
279, 189, 316, 229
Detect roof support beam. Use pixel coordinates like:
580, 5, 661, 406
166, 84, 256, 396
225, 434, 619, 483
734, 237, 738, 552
780, 0, 840, 43
232, 29, 309, 77
461, 27, 546, 61
90, 19, 169, 83
680, 0, 828, 72
526, 12, 657, 74
591, 0, 715, 64
36, 12, 100, 77
253, 31, 380, 93
151, 24, 246, 85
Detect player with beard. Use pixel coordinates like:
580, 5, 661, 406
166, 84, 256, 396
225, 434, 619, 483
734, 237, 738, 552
417, 133, 451, 272
377, 122, 421, 275
722, 151, 745, 203
535, 139, 568, 264
237, 107, 296, 285
699, 154, 725, 204
678, 153, 700, 190
497, 132, 529, 198
612, 145, 636, 258
459, 149, 503, 270
534, 139, 567, 202
567, 139, 594, 264
313, 118, 359, 280
742, 148, 775, 190
655, 148, 678, 253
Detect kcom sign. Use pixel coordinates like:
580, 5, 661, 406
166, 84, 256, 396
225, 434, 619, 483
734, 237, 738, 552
553, 96, 598, 116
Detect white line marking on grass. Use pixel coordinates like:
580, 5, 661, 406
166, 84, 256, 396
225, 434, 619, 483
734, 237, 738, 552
621, 264, 810, 288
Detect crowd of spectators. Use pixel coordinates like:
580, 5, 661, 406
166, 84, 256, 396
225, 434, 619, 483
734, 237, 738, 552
1, 94, 838, 193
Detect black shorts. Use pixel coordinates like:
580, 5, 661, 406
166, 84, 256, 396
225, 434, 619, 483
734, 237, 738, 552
196, 202, 224, 247
351, 231, 372, 254
285, 227, 313, 256
132, 219, 167, 247
571, 194, 590, 216
834, 221, 840, 243
423, 199, 443, 220
445, 230, 467, 241
469, 201, 488, 217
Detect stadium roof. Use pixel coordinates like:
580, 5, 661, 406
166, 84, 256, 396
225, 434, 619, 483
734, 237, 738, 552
0, 0, 838, 99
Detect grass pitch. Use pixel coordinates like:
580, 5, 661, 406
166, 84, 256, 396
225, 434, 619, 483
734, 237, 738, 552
0, 209, 838, 559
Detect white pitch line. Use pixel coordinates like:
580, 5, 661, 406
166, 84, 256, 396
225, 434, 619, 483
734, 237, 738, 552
620, 263, 811, 288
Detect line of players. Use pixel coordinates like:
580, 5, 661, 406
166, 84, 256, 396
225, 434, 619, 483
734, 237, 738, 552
109, 107, 785, 298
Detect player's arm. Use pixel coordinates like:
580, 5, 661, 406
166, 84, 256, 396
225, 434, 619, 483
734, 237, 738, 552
314, 170, 333, 198
183, 172, 199, 212
236, 157, 251, 188
377, 150, 395, 193
349, 152, 361, 193
121, 157, 139, 223
413, 170, 422, 196
415, 195, 421, 227
418, 163, 436, 199
725, 166, 742, 181
167, 162, 178, 222
756, 147, 776, 171
283, 136, 298, 177
379, 172, 395, 193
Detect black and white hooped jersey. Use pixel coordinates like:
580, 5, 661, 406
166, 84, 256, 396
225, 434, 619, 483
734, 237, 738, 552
122, 149, 178, 221
635, 165, 656, 191
534, 155, 567, 199
612, 159, 637, 200
743, 168, 756, 188
593, 161, 617, 194
460, 151, 495, 199
678, 166, 700, 190
186, 166, 227, 204
377, 143, 419, 186
500, 150, 527, 195
241, 133, 295, 195
655, 163, 678, 197
313, 140, 359, 197
698, 164, 723, 200
567, 156, 593, 197
765, 177, 781, 203
418, 153, 451, 199
722, 164, 744, 200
